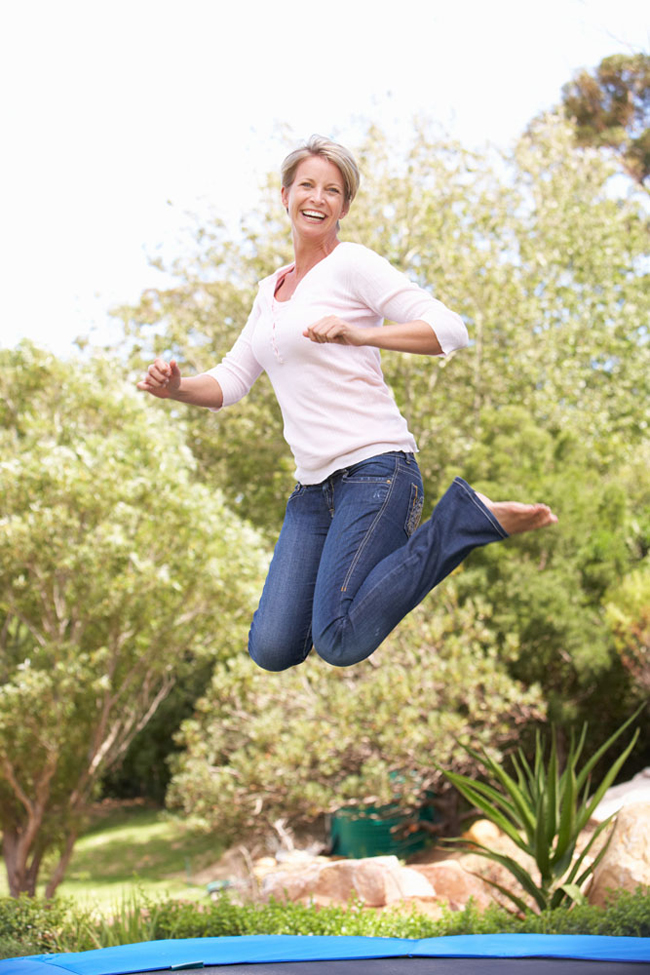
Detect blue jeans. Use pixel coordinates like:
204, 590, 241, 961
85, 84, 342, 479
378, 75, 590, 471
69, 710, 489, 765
248, 452, 508, 670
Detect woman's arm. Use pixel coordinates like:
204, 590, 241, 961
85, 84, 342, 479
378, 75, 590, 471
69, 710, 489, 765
137, 358, 224, 409
340, 245, 468, 355
303, 317, 443, 355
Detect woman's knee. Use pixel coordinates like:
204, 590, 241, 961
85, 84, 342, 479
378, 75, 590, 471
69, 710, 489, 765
313, 622, 372, 669
248, 629, 311, 672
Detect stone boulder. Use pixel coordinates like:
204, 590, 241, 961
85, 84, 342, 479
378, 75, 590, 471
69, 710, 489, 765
261, 854, 435, 907
590, 768, 650, 823
410, 859, 493, 911
588, 801, 650, 906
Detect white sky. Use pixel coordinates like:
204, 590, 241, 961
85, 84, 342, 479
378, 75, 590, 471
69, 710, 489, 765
1, 0, 648, 356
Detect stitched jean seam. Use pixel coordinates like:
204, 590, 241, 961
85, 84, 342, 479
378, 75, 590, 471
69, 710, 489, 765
340, 455, 398, 592
452, 476, 509, 538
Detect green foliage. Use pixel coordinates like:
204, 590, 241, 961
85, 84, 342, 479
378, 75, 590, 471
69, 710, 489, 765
606, 560, 650, 700
446, 408, 645, 717
2, 887, 650, 955
440, 710, 642, 913
0, 344, 268, 896
562, 53, 650, 185
0, 895, 71, 955
167, 593, 544, 837
101, 660, 215, 804
120, 117, 649, 745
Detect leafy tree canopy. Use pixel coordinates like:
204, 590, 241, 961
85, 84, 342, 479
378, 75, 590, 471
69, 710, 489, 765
0, 344, 268, 896
562, 52, 650, 186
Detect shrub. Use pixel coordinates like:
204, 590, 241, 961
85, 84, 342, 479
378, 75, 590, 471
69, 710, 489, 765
1, 887, 650, 955
167, 595, 545, 839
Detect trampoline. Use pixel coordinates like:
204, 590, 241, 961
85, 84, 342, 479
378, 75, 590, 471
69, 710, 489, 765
2, 934, 650, 975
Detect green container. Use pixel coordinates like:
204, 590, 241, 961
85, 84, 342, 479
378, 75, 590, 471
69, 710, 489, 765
329, 802, 435, 859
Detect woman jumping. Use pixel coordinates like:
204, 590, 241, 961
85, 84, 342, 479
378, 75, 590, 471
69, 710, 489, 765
138, 136, 557, 671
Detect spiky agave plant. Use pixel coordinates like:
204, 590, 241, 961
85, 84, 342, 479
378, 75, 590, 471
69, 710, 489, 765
440, 708, 642, 913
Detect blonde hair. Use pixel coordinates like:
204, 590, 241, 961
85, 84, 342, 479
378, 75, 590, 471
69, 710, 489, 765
281, 135, 360, 205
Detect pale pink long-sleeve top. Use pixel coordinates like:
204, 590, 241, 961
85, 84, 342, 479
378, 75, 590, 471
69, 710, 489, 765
207, 242, 468, 484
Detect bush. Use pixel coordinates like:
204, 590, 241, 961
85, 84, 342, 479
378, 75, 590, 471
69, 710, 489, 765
1, 887, 648, 957
0, 895, 71, 956
167, 594, 545, 839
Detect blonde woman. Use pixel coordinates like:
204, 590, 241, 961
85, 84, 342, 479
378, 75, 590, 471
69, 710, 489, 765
139, 136, 557, 671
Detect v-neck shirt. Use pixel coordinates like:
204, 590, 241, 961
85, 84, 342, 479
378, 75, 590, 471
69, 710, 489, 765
206, 242, 468, 484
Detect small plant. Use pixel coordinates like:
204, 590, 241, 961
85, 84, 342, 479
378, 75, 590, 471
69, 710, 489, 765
439, 708, 642, 914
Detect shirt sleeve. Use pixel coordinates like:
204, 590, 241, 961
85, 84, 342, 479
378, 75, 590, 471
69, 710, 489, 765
349, 246, 469, 355
205, 294, 264, 410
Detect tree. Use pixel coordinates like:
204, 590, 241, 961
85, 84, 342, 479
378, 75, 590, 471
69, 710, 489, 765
167, 591, 545, 839
0, 344, 268, 896
606, 561, 650, 698
120, 115, 648, 798
562, 53, 650, 186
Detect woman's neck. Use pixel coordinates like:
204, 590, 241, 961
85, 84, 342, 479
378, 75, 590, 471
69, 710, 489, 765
291, 233, 340, 281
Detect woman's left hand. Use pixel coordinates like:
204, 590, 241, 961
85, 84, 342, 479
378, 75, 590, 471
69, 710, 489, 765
303, 316, 365, 346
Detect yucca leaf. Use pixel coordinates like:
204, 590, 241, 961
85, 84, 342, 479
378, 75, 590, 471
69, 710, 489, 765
463, 868, 533, 916
546, 730, 558, 846
551, 843, 576, 879
508, 753, 536, 846
549, 882, 586, 910
554, 763, 576, 862
570, 723, 588, 773
439, 766, 524, 825
566, 815, 616, 886
557, 882, 587, 905
442, 769, 520, 818
576, 729, 640, 833
460, 841, 548, 912
511, 753, 534, 808
516, 747, 536, 792
575, 706, 643, 794
574, 828, 615, 889
455, 745, 535, 833
534, 788, 551, 883
440, 774, 530, 852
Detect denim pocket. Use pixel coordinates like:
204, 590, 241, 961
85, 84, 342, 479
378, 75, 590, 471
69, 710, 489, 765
287, 483, 306, 502
404, 481, 424, 537
341, 455, 398, 483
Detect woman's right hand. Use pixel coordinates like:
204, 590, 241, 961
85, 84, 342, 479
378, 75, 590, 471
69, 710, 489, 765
137, 358, 182, 399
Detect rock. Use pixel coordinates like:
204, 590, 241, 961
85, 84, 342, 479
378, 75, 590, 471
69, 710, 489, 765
262, 862, 323, 902
346, 859, 401, 907
261, 854, 435, 908
253, 856, 279, 882
590, 768, 650, 823
392, 865, 438, 901
588, 802, 650, 907
412, 859, 493, 910
462, 819, 503, 847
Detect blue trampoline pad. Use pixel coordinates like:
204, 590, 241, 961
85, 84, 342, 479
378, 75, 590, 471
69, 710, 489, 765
2, 935, 649, 975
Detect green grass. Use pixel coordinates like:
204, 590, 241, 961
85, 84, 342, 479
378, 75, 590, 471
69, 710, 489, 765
0, 804, 225, 909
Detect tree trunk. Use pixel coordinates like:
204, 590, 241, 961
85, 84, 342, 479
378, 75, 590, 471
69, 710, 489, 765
2, 829, 37, 897
44, 830, 78, 900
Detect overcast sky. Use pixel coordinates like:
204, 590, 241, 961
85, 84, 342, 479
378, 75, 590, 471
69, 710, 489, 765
1, 0, 647, 356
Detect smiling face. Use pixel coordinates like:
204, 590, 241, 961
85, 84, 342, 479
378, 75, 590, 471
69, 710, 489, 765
281, 155, 349, 242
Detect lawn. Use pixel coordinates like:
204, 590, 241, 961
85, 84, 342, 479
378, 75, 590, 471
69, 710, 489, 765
0, 803, 225, 909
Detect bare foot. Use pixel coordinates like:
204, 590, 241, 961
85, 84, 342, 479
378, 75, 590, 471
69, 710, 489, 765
475, 493, 558, 535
